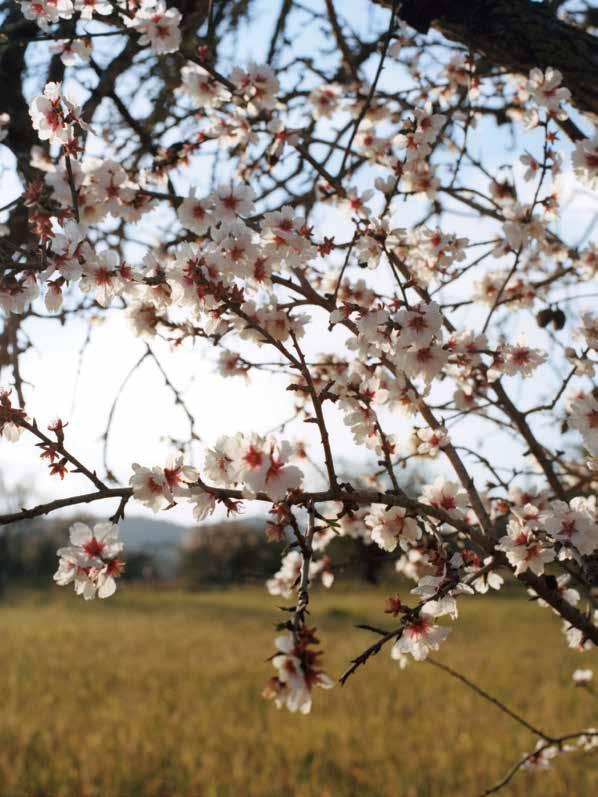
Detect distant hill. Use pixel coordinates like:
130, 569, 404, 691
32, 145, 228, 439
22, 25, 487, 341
119, 516, 189, 553
118, 516, 190, 576
119, 515, 265, 553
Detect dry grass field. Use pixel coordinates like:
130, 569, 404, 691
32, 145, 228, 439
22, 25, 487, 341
0, 585, 596, 797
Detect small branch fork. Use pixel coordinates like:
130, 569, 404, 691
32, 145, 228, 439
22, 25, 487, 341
427, 658, 597, 797
481, 730, 597, 796
18, 417, 106, 491
344, 637, 597, 795
338, 565, 492, 685
338, 585, 596, 795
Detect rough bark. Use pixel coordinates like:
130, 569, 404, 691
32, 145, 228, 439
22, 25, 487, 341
0, 8, 40, 249
375, 0, 598, 118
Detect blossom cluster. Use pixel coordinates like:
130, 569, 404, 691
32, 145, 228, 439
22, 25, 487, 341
263, 628, 334, 714
19, 1, 182, 54
203, 434, 304, 502
54, 522, 125, 599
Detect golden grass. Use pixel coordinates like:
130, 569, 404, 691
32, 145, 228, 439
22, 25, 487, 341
0, 585, 596, 797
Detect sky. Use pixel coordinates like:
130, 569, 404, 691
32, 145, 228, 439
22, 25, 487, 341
1, 0, 596, 528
